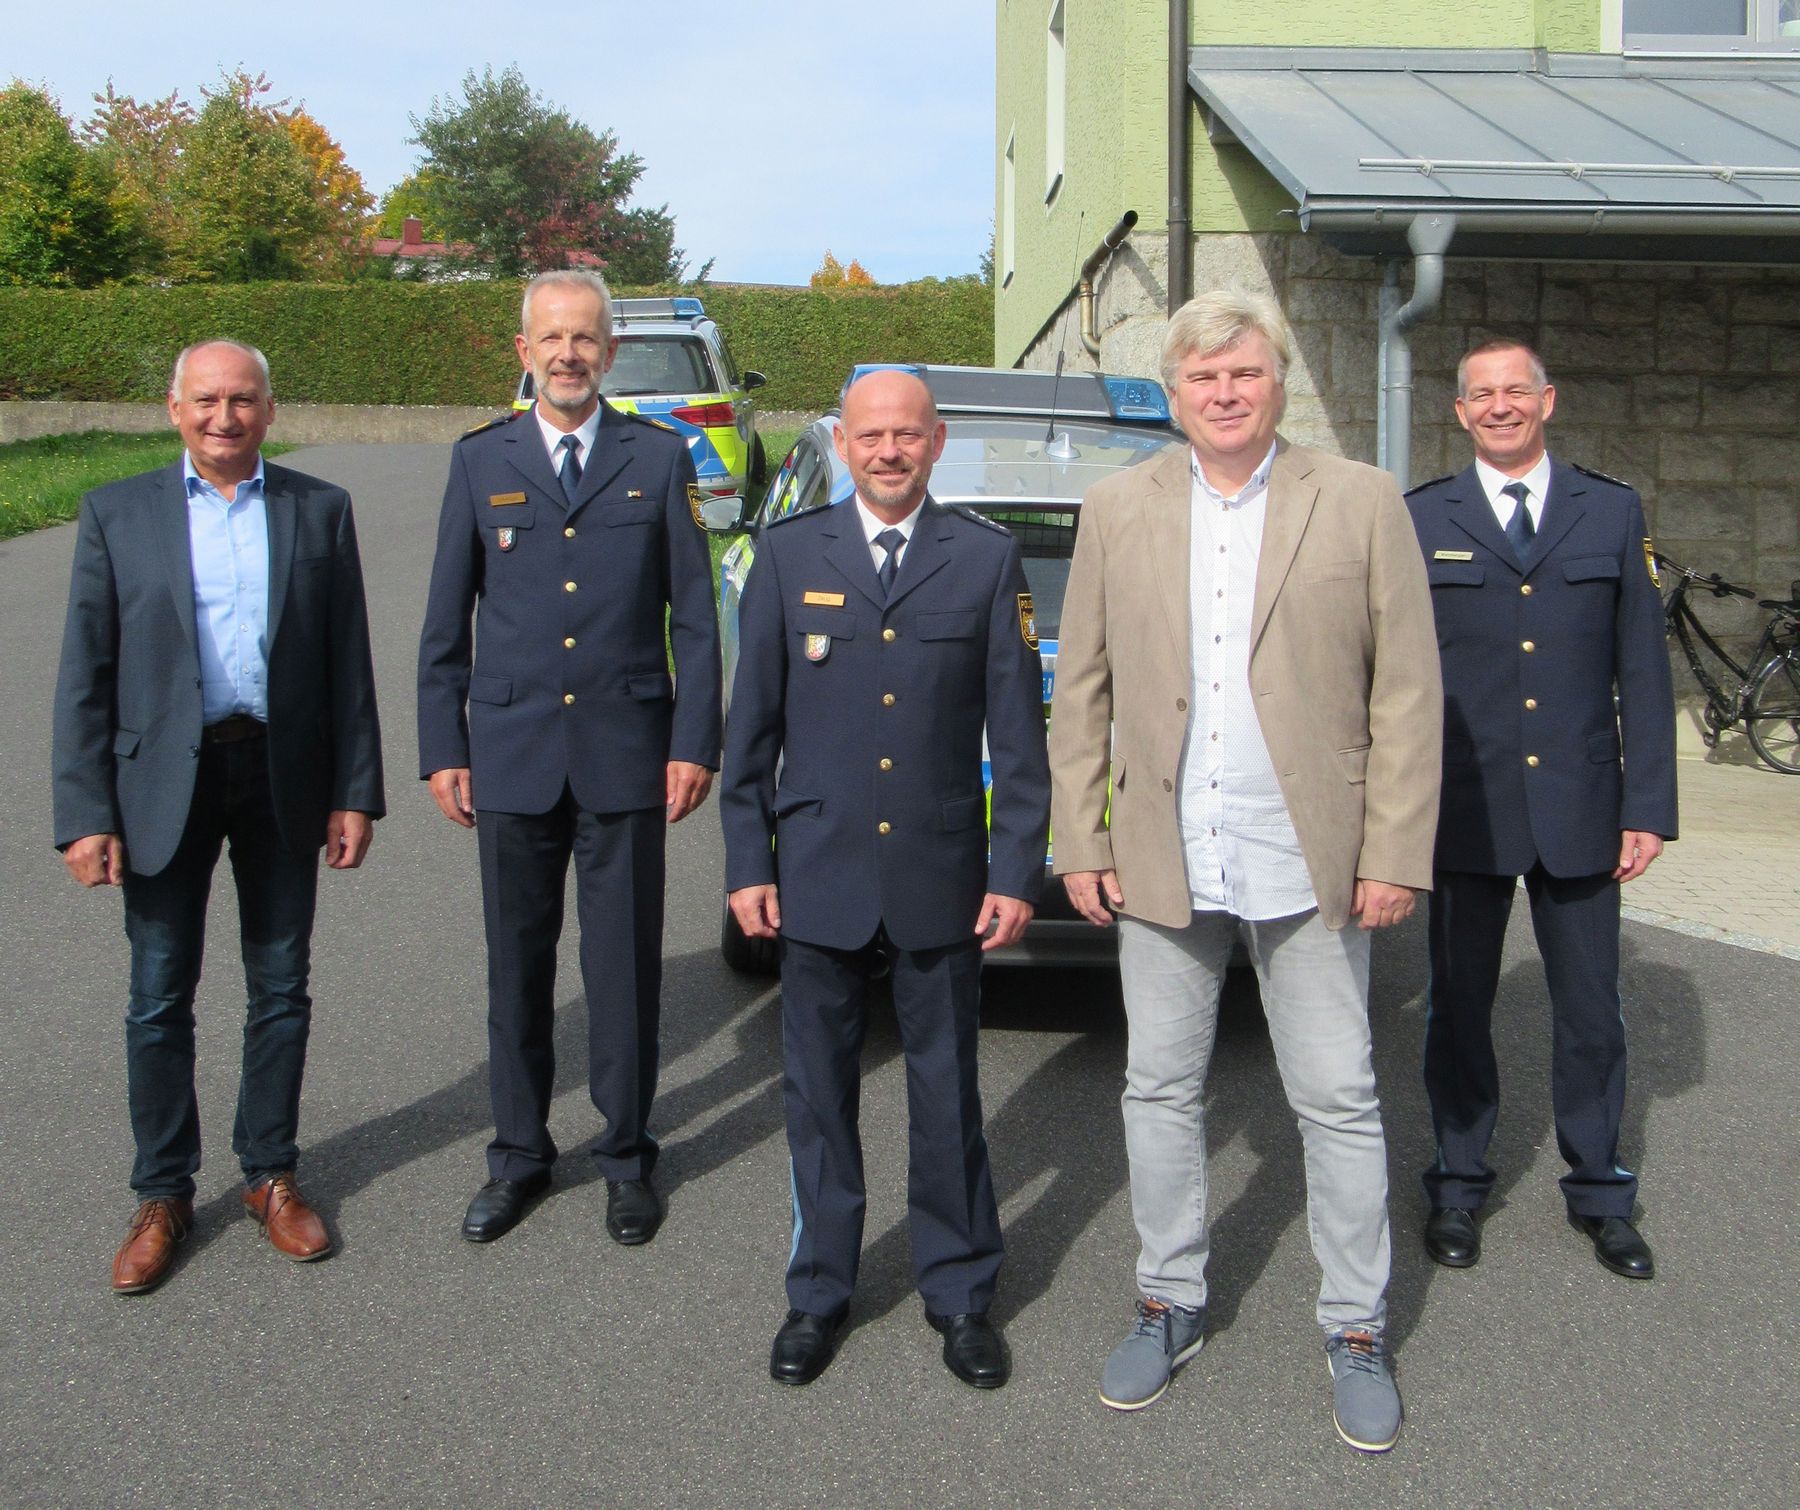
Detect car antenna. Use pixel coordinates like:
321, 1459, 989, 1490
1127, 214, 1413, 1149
1045, 211, 1085, 461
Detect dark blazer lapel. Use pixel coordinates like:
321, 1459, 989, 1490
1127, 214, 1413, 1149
821, 506, 887, 609
263, 463, 297, 650
567, 401, 634, 521
1443, 465, 1520, 572
1140, 447, 1191, 662
1250, 439, 1318, 654
1521, 459, 1587, 576
501, 408, 569, 506
150, 463, 199, 654
882, 500, 953, 610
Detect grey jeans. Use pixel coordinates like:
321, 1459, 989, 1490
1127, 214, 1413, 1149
1116, 908, 1390, 1334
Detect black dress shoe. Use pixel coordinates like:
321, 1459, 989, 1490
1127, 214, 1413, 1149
604, 1179, 662, 1246
461, 1172, 550, 1242
926, 1309, 1009, 1389
1424, 1206, 1480, 1268
770, 1308, 846, 1386
1570, 1213, 1655, 1279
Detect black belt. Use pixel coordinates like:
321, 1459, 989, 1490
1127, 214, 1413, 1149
202, 714, 267, 746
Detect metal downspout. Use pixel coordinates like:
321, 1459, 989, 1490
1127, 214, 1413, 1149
1376, 213, 1455, 489
1168, 0, 1191, 315
1078, 211, 1140, 358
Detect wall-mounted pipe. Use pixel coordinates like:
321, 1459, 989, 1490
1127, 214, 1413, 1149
1078, 210, 1140, 358
1167, 0, 1191, 314
1376, 213, 1455, 491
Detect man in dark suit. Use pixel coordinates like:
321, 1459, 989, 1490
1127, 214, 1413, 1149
53, 339, 385, 1294
418, 270, 721, 1248
1406, 338, 1677, 1279
719, 368, 1050, 1389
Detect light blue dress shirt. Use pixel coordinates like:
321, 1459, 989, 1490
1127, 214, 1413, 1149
184, 453, 271, 724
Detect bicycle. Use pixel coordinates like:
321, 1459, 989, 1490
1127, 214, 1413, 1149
1656, 551, 1800, 775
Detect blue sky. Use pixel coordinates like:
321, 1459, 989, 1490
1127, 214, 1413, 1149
11, 1, 997, 285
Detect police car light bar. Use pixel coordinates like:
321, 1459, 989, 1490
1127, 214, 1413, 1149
613, 296, 707, 322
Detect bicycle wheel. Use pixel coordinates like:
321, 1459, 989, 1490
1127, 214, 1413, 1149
1745, 648, 1800, 774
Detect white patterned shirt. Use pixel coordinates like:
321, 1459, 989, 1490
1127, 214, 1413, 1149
1178, 444, 1317, 919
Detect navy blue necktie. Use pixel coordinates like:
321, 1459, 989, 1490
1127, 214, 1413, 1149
875, 527, 905, 598
1502, 480, 1535, 564
557, 434, 582, 505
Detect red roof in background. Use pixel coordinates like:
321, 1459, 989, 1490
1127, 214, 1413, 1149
367, 216, 605, 268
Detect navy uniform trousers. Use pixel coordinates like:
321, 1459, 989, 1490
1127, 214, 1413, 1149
719, 497, 1050, 1318
1407, 460, 1676, 1219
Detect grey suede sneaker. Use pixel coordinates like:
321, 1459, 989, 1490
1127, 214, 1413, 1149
1098, 1296, 1206, 1411
1326, 1328, 1402, 1452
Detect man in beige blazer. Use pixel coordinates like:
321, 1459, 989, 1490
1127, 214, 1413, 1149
1050, 290, 1440, 1452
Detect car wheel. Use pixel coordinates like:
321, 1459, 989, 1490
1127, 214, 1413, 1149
750, 435, 769, 488
721, 889, 778, 974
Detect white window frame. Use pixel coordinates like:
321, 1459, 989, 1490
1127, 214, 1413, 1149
1045, 0, 1066, 204
1623, 0, 1800, 51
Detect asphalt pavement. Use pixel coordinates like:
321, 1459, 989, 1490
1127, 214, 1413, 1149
1, 444, 1794, 1508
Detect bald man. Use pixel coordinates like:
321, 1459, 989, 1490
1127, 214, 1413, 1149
719, 370, 1050, 1389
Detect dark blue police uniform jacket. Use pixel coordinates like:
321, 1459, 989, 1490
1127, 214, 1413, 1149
719, 497, 1049, 950
1405, 460, 1677, 877
417, 403, 722, 809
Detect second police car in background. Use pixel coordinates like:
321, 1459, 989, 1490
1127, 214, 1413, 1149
716, 363, 1185, 972
516, 295, 768, 518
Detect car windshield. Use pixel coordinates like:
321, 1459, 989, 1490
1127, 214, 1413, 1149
602, 335, 716, 397
974, 506, 1077, 638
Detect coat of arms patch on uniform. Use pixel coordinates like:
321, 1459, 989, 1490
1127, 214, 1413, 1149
497, 527, 516, 552
804, 633, 831, 662
1018, 592, 1038, 649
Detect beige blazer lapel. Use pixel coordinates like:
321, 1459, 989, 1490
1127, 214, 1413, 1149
1139, 446, 1192, 664
1250, 439, 1318, 655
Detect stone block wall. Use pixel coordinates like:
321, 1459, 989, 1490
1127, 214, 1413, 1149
1021, 230, 1800, 658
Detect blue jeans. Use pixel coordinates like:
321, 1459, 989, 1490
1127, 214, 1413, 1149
120, 739, 319, 1201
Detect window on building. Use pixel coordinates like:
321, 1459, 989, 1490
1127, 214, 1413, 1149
1624, 0, 1800, 49
1003, 130, 1017, 288
1045, 0, 1066, 203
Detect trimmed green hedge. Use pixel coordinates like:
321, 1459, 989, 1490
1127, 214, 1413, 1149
0, 279, 993, 414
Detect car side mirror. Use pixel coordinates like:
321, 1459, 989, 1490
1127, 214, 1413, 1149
699, 493, 747, 532
743, 371, 767, 391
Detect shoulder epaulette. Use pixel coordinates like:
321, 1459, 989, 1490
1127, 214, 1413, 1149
947, 502, 1011, 535
459, 412, 518, 440
620, 409, 680, 435
765, 500, 833, 529
1572, 462, 1633, 489
1403, 475, 1453, 498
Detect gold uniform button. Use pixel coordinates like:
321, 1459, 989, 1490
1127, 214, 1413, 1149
564, 637, 576, 649
1521, 639, 1534, 652
563, 693, 575, 706
564, 581, 577, 593
882, 693, 896, 706
882, 627, 897, 642
879, 758, 893, 771
1520, 583, 1533, 596
877, 822, 892, 836
1526, 754, 1540, 767
1525, 697, 1537, 710
564, 527, 576, 538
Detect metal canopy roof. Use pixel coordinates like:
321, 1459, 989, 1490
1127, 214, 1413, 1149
1188, 47, 1800, 262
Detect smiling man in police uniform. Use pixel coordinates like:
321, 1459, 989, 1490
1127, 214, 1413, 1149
418, 270, 721, 1248
719, 367, 1050, 1389
1406, 338, 1677, 1280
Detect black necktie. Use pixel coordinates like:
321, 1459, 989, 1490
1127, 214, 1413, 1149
1502, 480, 1535, 564
557, 434, 582, 504
875, 527, 905, 598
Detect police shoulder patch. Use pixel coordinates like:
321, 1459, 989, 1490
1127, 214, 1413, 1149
1403, 474, 1453, 498
459, 412, 518, 440
1572, 462, 1632, 489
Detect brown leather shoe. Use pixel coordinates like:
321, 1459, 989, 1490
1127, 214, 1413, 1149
111, 1197, 194, 1294
243, 1173, 332, 1261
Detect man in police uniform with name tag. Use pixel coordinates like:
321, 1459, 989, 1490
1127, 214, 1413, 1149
1405, 338, 1677, 1280
419, 270, 721, 1248
719, 368, 1049, 1389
